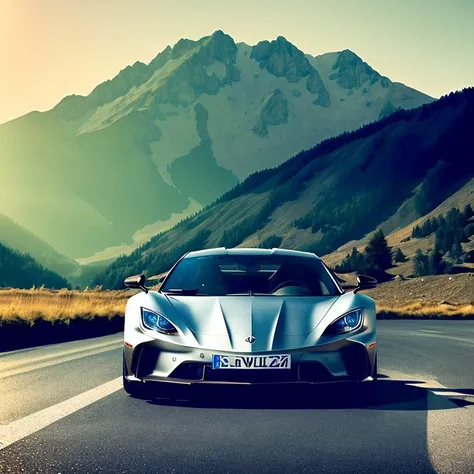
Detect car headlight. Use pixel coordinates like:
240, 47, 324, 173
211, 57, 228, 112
326, 309, 363, 334
141, 308, 178, 335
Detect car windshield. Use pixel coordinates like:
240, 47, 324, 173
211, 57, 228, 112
160, 254, 341, 296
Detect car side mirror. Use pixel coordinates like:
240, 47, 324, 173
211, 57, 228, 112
354, 274, 377, 293
124, 273, 148, 294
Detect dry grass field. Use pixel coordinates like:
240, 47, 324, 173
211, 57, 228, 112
0, 288, 129, 324
364, 273, 474, 319
363, 273, 474, 306
0, 272, 473, 326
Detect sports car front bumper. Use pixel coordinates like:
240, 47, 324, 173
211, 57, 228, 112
124, 336, 377, 386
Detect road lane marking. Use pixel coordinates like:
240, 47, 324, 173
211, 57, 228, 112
0, 377, 122, 451
0, 343, 122, 380
382, 331, 474, 346
0, 334, 123, 358
0, 338, 122, 369
422, 381, 474, 473
383, 371, 474, 472
431, 390, 474, 397
419, 330, 442, 334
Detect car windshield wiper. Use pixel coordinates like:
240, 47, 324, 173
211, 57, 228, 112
162, 288, 202, 295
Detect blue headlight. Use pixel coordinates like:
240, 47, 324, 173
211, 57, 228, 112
141, 308, 177, 334
328, 309, 363, 334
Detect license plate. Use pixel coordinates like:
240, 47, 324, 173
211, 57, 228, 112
212, 354, 291, 369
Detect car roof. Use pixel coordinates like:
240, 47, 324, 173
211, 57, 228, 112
185, 247, 320, 259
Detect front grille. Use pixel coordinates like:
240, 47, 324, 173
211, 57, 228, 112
168, 360, 348, 384
169, 363, 205, 380
203, 365, 299, 383
298, 362, 334, 382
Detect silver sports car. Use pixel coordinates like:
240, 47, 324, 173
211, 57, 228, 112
122, 248, 377, 397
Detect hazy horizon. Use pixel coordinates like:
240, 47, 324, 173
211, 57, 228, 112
1, 0, 473, 125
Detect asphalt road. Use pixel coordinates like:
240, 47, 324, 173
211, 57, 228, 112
1, 321, 473, 474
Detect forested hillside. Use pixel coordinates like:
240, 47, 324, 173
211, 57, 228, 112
0, 243, 70, 289
94, 88, 474, 289
0, 212, 79, 279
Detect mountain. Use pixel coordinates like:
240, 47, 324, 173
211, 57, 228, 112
0, 31, 432, 260
0, 212, 79, 279
0, 213, 109, 288
93, 88, 474, 289
0, 242, 70, 289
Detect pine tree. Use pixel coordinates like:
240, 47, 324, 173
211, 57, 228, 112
463, 204, 474, 221
450, 238, 463, 263
413, 249, 429, 277
393, 248, 406, 263
365, 229, 392, 269
428, 250, 443, 275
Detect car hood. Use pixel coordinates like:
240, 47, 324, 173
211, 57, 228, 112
165, 295, 340, 352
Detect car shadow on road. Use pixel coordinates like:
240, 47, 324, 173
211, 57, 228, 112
145, 375, 474, 411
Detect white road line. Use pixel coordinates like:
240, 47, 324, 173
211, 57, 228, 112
431, 390, 474, 397
0, 339, 121, 369
0, 377, 123, 451
407, 379, 474, 399
419, 330, 442, 334
0, 343, 122, 380
408, 380, 450, 390
392, 331, 474, 346
423, 382, 474, 472
0, 334, 123, 359
0, 368, 471, 457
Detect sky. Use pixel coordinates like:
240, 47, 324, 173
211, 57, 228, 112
1, 0, 473, 125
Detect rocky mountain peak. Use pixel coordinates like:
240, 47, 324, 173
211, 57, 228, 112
329, 49, 387, 90
210, 29, 226, 39
338, 49, 362, 64
171, 38, 198, 59
199, 30, 237, 65
87, 60, 154, 107
148, 45, 172, 71
147, 31, 239, 108
251, 36, 313, 82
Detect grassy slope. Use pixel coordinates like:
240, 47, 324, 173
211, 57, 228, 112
364, 273, 474, 319
364, 273, 474, 306
323, 177, 474, 274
